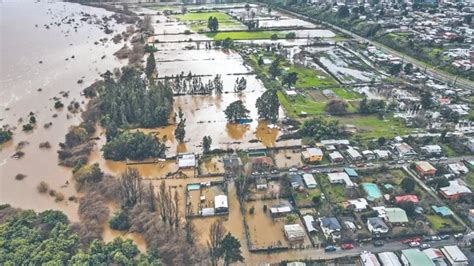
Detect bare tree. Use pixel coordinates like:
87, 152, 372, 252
157, 181, 168, 222
119, 167, 144, 208
143, 182, 157, 212
185, 205, 199, 245
208, 220, 226, 266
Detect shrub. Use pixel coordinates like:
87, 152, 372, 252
109, 210, 131, 231
37, 181, 50, 193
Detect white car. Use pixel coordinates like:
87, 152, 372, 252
408, 242, 420, 248
420, 243, 431, 249
289, 168, 298, 172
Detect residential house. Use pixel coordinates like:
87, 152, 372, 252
385, 207, 409, 224
344, 167, 358, 179
439, 179, 472, 200
319, 217, 342, 239
394, 142, 417, 158
347, 148, 363, 161
178, 153, 196, 168
441, 246, 469, 266
401, 249, 435, 266
367, 217, 389, 234
214, 195, 228, 213
327, 172, 354, 187
432, 205, 454, 217
415, 161, 437, 177
321, 139, 350, 149
302, 174, 317, 189
270, 205, 292, 217
360, 252, 381, 266
447, 163, 469, 176
284, 224, 306, 242
395, 195, 419, 204
223, 153, 242, 176
362, 150, 376, 160
373, 149, 391, 160
255, 177, 268, 190
347, 198, 369, 212
378, 252, 402, 266
421, 145, 443, 155
467, 138, 474, 152
423, 248, 447, 266
329, 151, 344, 163
290, 174, 305, 190
301, 148, 324, 162
303, 215, 317, 233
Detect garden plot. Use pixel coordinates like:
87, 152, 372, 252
311, 47, 381, 84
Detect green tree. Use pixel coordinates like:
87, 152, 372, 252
102, 131, 167, 161
388, 64, 402, 76
299, 117, 342, 141
256, 89, 280, 122
109, 210, 131, 231
404, 63, 413, 75
282, 72, 298, 88
215, 233, 244, 266
202, 136, 212, 154
336, 5, 350, 18
400, 177, 416, 193
145, 52, 156, 80
0, 128, 13, 144
325, 99, 348, 115
224, 100, 250, 123
72, 163, 104, 191
208, 16, 219, 32
269, 58, 281, 78
421, 91, 433, 109
175, 110, 186, 143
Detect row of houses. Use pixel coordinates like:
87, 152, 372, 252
360, 245, 469, 266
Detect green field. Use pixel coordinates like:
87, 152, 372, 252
206, 31, 287, 40
173, 11, 244, 32
335, 114, 412, 141
426, 215, 464, 232
466, 172, 474, 191
278, 91, 326, 117
331, 87, 362, 100
317, 174, 346, 203
288, 65, 338, 88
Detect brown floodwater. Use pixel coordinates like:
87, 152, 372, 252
0, 0, 126, 220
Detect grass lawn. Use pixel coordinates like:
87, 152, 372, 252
426, 215, 464, 232
334, 114, 412, 141
331, 87, 362, 100
440, 143, 459, 157
317, 174, 346, 203
294, 188, 322, 207
173, 12, 244, 32
288, 65, 338, 88
465, 172, 474, 191
206, 31, 287, 40
278, 91, 326, 117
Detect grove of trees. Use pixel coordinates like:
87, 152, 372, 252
102, 131, 167, 161
299, 117, 343, 141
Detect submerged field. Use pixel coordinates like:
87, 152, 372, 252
173, 11, 245, 32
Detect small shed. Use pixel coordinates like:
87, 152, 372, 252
214, 195, 228, 213
284, 224, 306, 242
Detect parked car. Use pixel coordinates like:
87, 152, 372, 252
324, 245, 337, 252
289, 168, 298, 172
341, 243, 354, 250
431, 236, 441, 241
373, 240, 384, 247
421, 243, 431, 249
302, 166, 310, 171
454, 233, 464, 240
409, 242, 420, 248
440, 234, 450, 240
402, 237, 421, 244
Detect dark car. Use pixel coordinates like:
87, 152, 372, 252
373, 240, 384, 247
324, 245, 337, 252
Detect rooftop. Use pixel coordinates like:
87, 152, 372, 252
401, 249, 435, 266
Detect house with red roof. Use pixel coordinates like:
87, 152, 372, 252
395, 195, 419, 204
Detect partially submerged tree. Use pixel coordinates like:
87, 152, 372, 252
208, 220, 226, 266
224, 100, 250, 123
256, 89, 280, 122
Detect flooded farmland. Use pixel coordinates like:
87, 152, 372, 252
1, 2, 341, 264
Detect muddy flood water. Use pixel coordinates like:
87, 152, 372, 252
1, 2, 334, 263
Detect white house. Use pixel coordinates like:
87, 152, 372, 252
347, 198, 369, 212
328, 172, 354, 187
178, 153, 196, 168
441, 245, 469, 266
284, 224, 306, 242
214, 195, 228, 213
302, 174, 317, 189
367, 217, 389, 234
